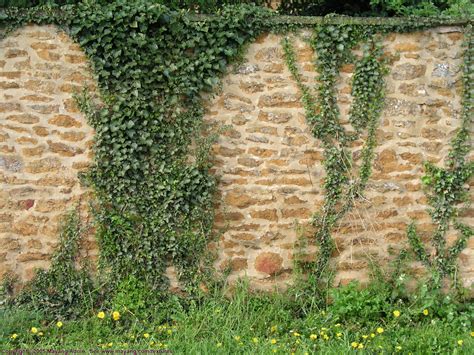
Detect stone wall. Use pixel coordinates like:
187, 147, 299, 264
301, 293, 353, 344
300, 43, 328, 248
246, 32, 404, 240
204, 27, 473, 290
0, 25, 96, 282
1, 25, 472, 290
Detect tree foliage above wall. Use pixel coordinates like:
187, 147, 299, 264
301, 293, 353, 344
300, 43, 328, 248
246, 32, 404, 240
1, 0, 473, 17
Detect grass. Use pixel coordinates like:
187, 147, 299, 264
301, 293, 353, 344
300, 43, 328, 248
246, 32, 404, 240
1, 280, 473, 353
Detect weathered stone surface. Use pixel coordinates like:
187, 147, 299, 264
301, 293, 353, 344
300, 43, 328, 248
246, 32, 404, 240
48, 114, 82, 128
258, 111, 292, 123
254, 47, 282, 62
258, 92, 301, 108
255, 252, 283, 275
228, 258, 248, 271
392, 63, 426, 80
25, 157, 62, 173
2, 25, 472, 291
250, 209, 278, 221
47, 141, 84, 156
203, 27, 471, 290
0, 25, 96, 285
394, 43, 420, 52
7, 114, 40, 124
0, 155, 23, 172
225, 192, 257, 209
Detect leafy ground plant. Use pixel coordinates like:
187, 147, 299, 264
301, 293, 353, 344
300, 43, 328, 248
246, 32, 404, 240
1, 279, 473, 353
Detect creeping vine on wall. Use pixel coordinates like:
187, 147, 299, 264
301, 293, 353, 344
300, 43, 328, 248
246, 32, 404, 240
69, 1, 273, 293
284, 20, 473, 287
12, 209, 94, 318
2, 1, 273, 301
407, 24, 473, 288
283, 24, 388, 280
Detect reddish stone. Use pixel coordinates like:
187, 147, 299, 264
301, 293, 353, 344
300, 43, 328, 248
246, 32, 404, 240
19, 199, 35, 210
255, 252, 283, 275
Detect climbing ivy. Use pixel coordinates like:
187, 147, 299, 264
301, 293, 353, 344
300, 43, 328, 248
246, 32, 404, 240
283, 24, 388, 280
283, 18, 473, 287
407, 24, 473, 288
1, 0, 272, 302
11, 209, 95, 319
68, 1, 272, 293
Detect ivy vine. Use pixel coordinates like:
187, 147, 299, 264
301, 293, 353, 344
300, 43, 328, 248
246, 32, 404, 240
2, 1, 272, 300
407, 24, 473, 288
283, 24, 388, 280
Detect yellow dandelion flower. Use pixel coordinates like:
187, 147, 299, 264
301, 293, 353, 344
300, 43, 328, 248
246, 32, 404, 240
351, 342, 359, 348
107, 342, 113, 347
167, 329, 172, 335
305, 353, 309, 355
56, 321, 63, 328
335, 323, 341, 327
271, 325, 278, 333
272, 350, 277, 354
471, 331, 474, 337
149, 341, 154, 346
370, 333, 375, 338
38, 332, 43, 336
358, 343, 364, 349
10, 333, 18, 340
143, 333, 150, 339
97, 311, 105, 319
296, 339, 301, 344
362, 335, 368, 339
393, 310, 400, 318
423, 309, 429, 316
396, 346, 402, 351
457, 340, 463, 346
216, 342, 222, 348
293, 332, 301, 337
336, 333, 342, 337
310, 334, 317, 340
31, 327, 38, 334
252, 337, 259, 344
234, 336, 241, 341
112, 311, 120, 321
376, 327, 384, 334
271, 338, 277, 344
323, 334, 329, 340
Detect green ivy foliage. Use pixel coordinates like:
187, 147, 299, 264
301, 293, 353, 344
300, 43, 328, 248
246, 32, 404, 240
283, 25, 388, 280
407, 25, 473, 287
68, 1, 272, 293
277, 0, 473, 17
11, 210, 95, 319
0, 1, 272, 305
